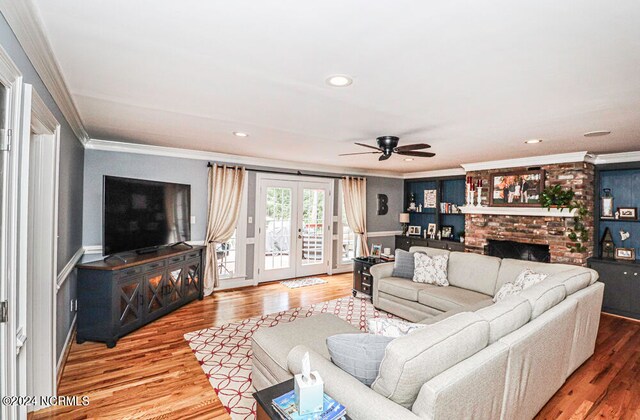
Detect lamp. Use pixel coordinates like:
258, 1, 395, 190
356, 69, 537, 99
399, 213, 410, 236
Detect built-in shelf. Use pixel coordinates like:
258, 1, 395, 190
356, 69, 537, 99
600, 218, 639, 223
459, 206, 577, 218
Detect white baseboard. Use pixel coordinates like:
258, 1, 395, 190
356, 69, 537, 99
214, 277, 257, 291
332, 265, 354, 274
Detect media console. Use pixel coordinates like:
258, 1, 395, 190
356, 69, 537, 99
76, 245, 205, 348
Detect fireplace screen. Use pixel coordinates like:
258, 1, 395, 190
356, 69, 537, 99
486, 240, 550, 262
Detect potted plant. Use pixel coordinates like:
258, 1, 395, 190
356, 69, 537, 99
541, 185, 589, 252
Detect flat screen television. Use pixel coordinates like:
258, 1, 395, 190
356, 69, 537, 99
103, 176, 191, 255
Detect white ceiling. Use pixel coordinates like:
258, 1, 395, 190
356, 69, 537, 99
32, 0, 640, 173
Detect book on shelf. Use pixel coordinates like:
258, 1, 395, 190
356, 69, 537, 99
271, 390, 346, 420
380, 253, 395, 261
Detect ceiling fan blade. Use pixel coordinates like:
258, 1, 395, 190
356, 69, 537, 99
338, 151, 381, 156
394, 143, 431, 152
355, 142, 383, 151
397, 151, 436, 158
378, 154, 392, 161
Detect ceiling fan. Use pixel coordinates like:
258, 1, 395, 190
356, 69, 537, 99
339, 136, 435, 161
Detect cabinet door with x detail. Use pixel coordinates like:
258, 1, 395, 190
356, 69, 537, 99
143, 268, 169, 321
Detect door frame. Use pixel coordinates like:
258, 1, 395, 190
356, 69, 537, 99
0, 44, 23, 420
21, 85, 60, 411
254, 173, 334, 282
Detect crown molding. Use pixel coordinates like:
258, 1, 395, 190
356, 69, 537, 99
86, 138, 405, 178
0, 0, 89, 144
403, 167, 466, 179
460, 151, 590, 172
592, 151, 640, 165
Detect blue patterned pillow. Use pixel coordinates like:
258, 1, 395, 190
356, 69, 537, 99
391, 249, 415, 279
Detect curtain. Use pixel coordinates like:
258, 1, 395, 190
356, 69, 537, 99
204, 164, 246, 294
341, 176, 369, 257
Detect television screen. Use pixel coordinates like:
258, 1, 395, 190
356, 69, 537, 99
103, 176, 191, 255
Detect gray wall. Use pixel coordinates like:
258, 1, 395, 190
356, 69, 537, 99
1, 12, 85, 359
82, 149, 404, 278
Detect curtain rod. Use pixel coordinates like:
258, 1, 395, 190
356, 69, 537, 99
206, 162, 364, 180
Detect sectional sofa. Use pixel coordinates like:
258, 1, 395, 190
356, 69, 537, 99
251, 246, 603, 420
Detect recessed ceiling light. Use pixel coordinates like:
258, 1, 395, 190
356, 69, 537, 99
584, 130, 611, 137
524, 139, 543, 144
326, 74, 353, 87
404, 158, 414, 161
233, 131, 249, 137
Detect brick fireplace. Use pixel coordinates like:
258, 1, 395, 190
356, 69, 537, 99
464, 162, 595, 266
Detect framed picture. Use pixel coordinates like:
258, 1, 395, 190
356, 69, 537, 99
488, 170, 545, 207
424, 189, 437, 208
427, 223, 437, 237
617, 207, 637, 220
370, 244, 382, 257
408, 225, 422, 236
614, 247, 636, 261
441, 225, 453, 239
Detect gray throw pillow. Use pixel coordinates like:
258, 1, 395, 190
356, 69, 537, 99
327, 333, 394, 386
391, 249, 414, 279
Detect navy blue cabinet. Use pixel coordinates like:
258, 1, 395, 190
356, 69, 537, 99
76, 246, 204, 347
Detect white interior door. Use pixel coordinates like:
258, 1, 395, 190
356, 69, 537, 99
257, 176, 332, 282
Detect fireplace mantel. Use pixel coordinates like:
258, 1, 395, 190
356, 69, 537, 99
459, 206, 576, 218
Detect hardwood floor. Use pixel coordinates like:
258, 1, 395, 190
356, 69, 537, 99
31, 274, 640, 419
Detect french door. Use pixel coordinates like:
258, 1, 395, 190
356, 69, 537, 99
257, 177, 332, 282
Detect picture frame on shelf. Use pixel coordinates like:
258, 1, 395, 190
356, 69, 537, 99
614, 247, 636, 261
426, 223, 437, 237
617, 207, 637, 220
370, 244, 382, 257
424, 189, 437, 208
441, 225, 453, 239
408, 225, 422, 236
488, 170, 545, 207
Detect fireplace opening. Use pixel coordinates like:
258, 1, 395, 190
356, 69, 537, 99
486, 240, 551, 262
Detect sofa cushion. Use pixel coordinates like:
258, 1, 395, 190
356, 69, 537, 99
409, 246, 450, 257
494, 269, 548, 302
447, 252, 501, 296
475, 296, 532, 343
377, 277, 436, 301
413, 253, 449, 286
545, 268, 595, 295
518, 279, 567, 319
367, 318, 428, 338
494, 259, 582, 295
327, 333, 394, 386
251, 313, 361, 382
419, 300, 494, 325
372, 312, 489, 408
417, 286, 493, 312
391, 249, 417, 279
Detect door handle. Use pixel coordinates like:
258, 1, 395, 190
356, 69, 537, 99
298, 235, 302, 239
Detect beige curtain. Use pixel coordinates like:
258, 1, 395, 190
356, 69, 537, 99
341, 176, 369, 257
204, 164, 246, 295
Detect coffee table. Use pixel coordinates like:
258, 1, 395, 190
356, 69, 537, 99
253, 378, 351, 420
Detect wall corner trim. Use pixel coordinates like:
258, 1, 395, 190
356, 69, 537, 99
0, 0, 89, 145
592, 151, 640, 165
56, 247, 84, 291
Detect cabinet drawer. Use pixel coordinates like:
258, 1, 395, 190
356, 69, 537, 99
116, 266, 143, 278
167, 254, 185, 264
143, 260, 166, 272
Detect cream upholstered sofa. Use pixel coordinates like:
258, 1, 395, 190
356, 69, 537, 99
251, 246, 603, 420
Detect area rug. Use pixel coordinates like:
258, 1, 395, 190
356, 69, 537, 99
184, 296, 394, 420
279, 277, 328, 288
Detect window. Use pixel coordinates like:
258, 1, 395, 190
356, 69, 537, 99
216, 229, 237, 278
340, 199, 356, 263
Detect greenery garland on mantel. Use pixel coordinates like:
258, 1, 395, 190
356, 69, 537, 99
540, 185, 589, 252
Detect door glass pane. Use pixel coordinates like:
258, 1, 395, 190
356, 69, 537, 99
301, 189, 324, 266
341, 199, 356, 262
216, 229, 236, 278
265, 187, 292, 270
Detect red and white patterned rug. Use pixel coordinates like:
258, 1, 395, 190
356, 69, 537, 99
184, 296, 394, 419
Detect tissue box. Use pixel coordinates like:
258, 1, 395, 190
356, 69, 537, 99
294, 371, 324, 415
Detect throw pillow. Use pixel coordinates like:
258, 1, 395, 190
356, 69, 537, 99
413, 253, 449, 286
367, 318, 428, 338
494, 269, 548, 302
514, 269, 548, 289
391, 249, 415, 279
327, 333, 395, 386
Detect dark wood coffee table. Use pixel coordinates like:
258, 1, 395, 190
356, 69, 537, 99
253, 378, 351, 420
